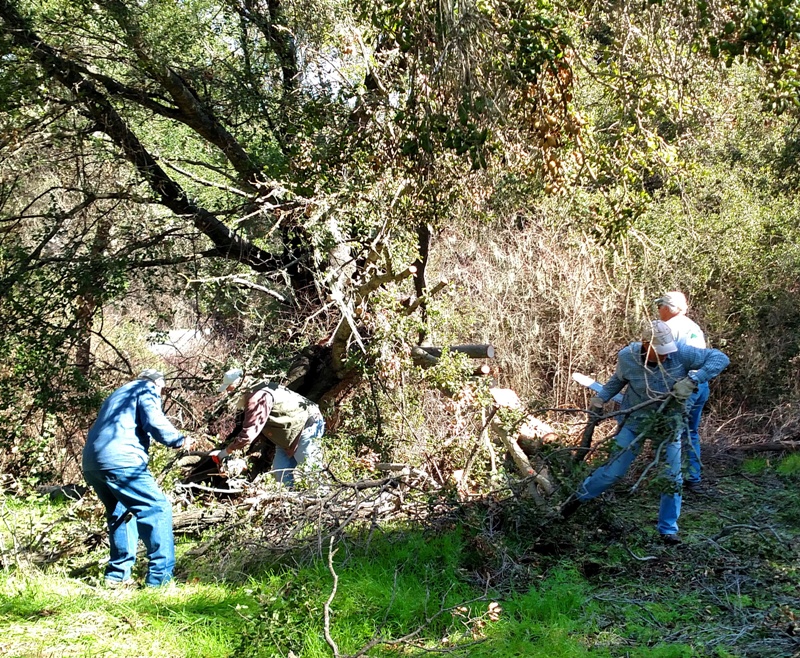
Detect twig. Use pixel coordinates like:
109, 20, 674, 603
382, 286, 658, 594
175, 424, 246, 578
348, 592, 490, 657
174, 482, 244, 494
324, 536, 341, 657
712, 523, 787, 545
463, 407, 498, 481
623, 545, 659, 562
231, 277, 287, 303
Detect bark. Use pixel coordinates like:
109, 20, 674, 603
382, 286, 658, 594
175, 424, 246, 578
410, 346, 495, 374
0, 2, 283, 273
413, 222, 432, 343
236, 0, 299, 95
726, 441, 800, 452
104, 0, 264, 192
75, 214, 113, 376
172, 506, 241, 535
417, 344, 496, 359
489, 387, 557, 499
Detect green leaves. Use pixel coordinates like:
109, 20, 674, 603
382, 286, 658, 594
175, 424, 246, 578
705, 0, 800, 113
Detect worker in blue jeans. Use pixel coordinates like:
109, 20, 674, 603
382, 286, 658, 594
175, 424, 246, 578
82, 370, 190, 588
682, 383, 710, 485
561, 320, 729, 545
655, 291, 710, 490
216, 368, 325, 488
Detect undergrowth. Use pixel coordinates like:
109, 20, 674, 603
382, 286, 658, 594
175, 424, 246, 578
1, 452, 799, 657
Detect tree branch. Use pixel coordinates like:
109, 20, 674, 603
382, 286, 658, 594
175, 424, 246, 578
324, 536, 341, 658
0, 1, 285, 273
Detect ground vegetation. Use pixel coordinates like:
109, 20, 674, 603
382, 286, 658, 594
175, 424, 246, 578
2, 0, 800, 654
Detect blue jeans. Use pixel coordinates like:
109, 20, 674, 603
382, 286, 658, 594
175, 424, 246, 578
272, 415, 325, 487
682, 383, 709, 484
577, 423, 683, 535
83, 465, 175, 586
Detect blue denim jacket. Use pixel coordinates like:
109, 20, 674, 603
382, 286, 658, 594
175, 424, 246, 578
598, 342, 730, 429
83, 379, 185, 470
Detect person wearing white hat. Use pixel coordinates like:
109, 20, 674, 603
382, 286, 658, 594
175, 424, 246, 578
655, 291, 709, 492
561, 320, 729, 545
82, 370, 191, 588
216, 368, 324, 487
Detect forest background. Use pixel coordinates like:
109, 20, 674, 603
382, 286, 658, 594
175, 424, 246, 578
2, 0, 800, 656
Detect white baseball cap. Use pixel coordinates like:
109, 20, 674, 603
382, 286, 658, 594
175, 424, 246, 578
654, 291, 688, 314
138, 369, 166, 387
642, 320, 678, 355
217, 368, 243, 392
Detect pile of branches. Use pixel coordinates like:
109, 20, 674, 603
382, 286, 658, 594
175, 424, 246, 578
170, 461, 461, 566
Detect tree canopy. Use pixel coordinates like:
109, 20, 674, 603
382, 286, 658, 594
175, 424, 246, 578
2, 0, 800, 482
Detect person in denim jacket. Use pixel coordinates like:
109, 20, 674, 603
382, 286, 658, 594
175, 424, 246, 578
562, 320, 729, 545
82, 369, 190, 587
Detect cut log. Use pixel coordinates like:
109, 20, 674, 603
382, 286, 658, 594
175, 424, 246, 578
411, 346, 440, 367
411, 346, 496, 371
172, 506, 240, 535
726, 441, 800, 452
489, 388, 557, 438
487, 387, 556, 499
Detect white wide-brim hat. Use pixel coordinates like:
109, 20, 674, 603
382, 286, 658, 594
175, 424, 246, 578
138, 369, 166, 387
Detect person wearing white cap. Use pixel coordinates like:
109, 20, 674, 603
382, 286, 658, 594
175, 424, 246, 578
82, 370, 191, 588
655, 291, 709, 492
215, 368, 324, 487
561, 320, 729, 545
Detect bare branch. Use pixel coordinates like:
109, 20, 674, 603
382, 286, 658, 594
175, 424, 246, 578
324, 536, 341, 658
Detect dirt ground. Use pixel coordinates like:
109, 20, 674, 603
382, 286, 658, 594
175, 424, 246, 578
520, 450, 800, 657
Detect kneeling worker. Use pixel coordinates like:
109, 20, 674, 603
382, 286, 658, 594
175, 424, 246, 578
216, 369, 325, 486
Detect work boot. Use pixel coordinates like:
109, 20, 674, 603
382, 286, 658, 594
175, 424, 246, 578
660, 533, 682, 546
104, 578, 135, 590
685, 481, 715, 496
559, 497, 583, 519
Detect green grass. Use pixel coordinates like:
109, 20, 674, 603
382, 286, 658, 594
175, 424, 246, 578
777, 452, 800, 476
0, 543, 604, 658
0, 574, 254, 657
2, 462, 800, 657
741, 456, 770, 475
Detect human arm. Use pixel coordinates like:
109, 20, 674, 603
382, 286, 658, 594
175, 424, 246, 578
596, 348, 630, 403
681, 346, 730, 384
138, 386, 186, 449
224, 389, 273, 452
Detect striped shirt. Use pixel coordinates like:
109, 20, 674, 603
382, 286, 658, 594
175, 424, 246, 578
598, 342, 729, 428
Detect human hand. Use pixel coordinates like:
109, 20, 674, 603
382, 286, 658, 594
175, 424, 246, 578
180, 435, 193, 451
672, 377, 697, 401
227, 437, 249, 452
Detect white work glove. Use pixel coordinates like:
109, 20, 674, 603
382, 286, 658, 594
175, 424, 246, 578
224, 457, 247, 478
589, 396, 604, 415
180, 435, 193, 451
672, 377, 698, 402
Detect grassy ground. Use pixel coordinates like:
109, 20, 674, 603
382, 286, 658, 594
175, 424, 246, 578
1, 454, 799, 657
